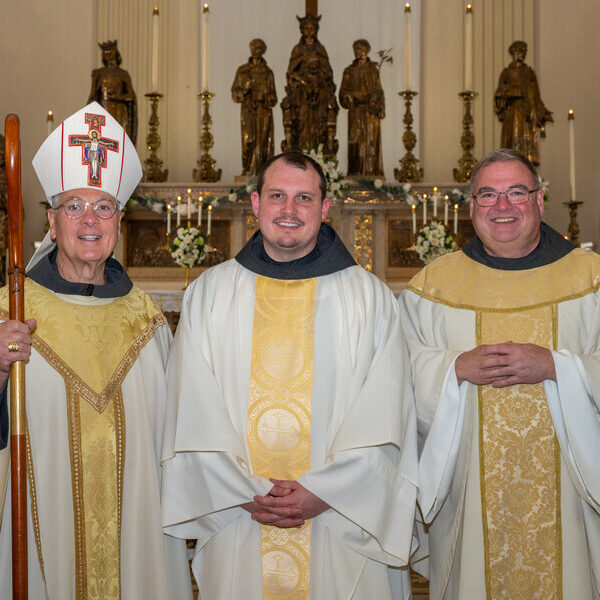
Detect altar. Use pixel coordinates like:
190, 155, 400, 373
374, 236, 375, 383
123, 180, 474, 314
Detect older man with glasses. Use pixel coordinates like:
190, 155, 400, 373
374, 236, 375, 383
0, 103, 192, 599
399, 148, 600, 600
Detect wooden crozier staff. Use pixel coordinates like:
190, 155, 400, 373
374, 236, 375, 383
5, 114, 28, 600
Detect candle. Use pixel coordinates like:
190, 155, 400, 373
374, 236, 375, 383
176, 196, 181, 226
411, 203, 416, 234
453, 204, 459, 234
432, 187, 438, 218
444, 195, 449, 226
464, 4, 473, 91
166, 202, 171, 234
187, 188, 192, 221
151, 7, 159, 92
404, 3, 411, 90
47, 110, 54, 136
207, 204, 212, 235
198, 195, 203, 226
422, 194, 427, 224
202, 2, 210, 91
568, 109, 576, 201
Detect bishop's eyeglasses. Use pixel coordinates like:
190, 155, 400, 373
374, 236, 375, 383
54, 198, 119, 220
471, 187, 540, 207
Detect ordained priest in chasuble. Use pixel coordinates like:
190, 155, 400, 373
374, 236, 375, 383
0, 103, 192, 599
400, 149, 600, 600
162, 151, 419, 599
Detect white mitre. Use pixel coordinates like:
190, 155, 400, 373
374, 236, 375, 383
29, 102, 142, 270
32, 101, 141, 208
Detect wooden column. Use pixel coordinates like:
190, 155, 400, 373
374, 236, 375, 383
306, 0, 317, 16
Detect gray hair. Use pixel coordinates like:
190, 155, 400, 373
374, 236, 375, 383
469, 148, 542, 193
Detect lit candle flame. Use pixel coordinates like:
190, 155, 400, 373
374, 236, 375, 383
405, 2, 410, 12
153, 6, 159, 15
466, 3, 472, 13
47, 111, 54, 120
568, 109, 575, 119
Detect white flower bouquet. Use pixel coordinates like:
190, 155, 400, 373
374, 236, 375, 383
304, 144, 348, 199
413, 221, 457, 264
170, 227, 206, 268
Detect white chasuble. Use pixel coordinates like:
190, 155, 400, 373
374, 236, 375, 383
400, 248, 600, 600
248, 275, 316, 599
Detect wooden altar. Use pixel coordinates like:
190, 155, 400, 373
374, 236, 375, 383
123, 181, 475, 289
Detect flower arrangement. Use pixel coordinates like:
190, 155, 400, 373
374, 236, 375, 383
413, 221, 457, 264
170, 227, 206, 268
304, 144, 348, 199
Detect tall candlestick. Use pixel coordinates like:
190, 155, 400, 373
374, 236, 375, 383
187, 188, 192, 221
422, 194, 427, 224
176, 195, 181, 226
464, 4, 473, 90
202, 2, 210, 91
47, 110, 54, 136
198, 195, 203, 226
151, 7, 159, 92
432, 187, 438, 217
404, 3, 411, 90
207, 204, 212, 235
453, 204, 459, 234
568, 109, 576, 201
411, 203, 417, 234
166, 202, 172, 234
444, 195, 449, 226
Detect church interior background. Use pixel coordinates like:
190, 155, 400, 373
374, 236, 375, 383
1, 1, 599, 597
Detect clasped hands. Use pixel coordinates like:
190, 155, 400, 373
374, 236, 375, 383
455, 341, 556, 387
242, 479, 330, 529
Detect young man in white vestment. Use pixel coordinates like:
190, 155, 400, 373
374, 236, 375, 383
399, 148, 600, 600
0, 103, 192, 599
162, 151, 419, 600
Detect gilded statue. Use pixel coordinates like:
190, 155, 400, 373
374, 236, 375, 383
88, 40, 138, 146
339, 39, 385, 176
494, 41, 552, 165
281, 14, 339, 157
231, 39, 277, 176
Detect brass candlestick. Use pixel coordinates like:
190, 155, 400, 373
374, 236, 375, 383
453, 91, 478, 182
143, 93, 168, 182
394, 90, 423, 183
193, 91, 222, 182
563, 200, 583, 246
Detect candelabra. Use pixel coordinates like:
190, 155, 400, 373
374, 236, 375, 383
142, 93, 168, 182
193, 91, 222, 182
453, 91, 478, 183
394, 91, 423, 183
563, 200, 583, 246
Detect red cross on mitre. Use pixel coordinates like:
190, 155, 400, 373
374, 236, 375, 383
68, 112, 119, 187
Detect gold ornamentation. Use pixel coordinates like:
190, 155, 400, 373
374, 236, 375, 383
246, 214, 258, 241
193, 91, 222, 182
394, 90, 423, 183
142, 93, 168, 183
453, 91, 478, 182
563, 200, 582, 246
478, 307, 561, 600
248, 276, 317, 600
354, 214, 373, 271
8, 342, 19, 352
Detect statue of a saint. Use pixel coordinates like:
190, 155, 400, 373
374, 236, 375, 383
88, 40, 138, 146
339, 39, 385, 176
231, 39, 277, 176
494, 41, 552, 165
281, 14, 339, 157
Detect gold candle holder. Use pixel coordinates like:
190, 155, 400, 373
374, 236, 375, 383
394, 90, 423, 183
143, 92, 169, 182
563, 200, 582, 246
453, 91, 478, 182
193, 91, 222, 182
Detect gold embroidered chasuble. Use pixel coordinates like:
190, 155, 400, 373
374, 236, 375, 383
408, 249, 600, 600
0, 280, 165, 600
247, 275, 317, 600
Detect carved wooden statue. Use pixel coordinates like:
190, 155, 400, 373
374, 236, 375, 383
339, 39, 385, 176
88, 40, 138, 146
281, 14, 339, 158
495, 41, 552, 165
231, 39, 277, 176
